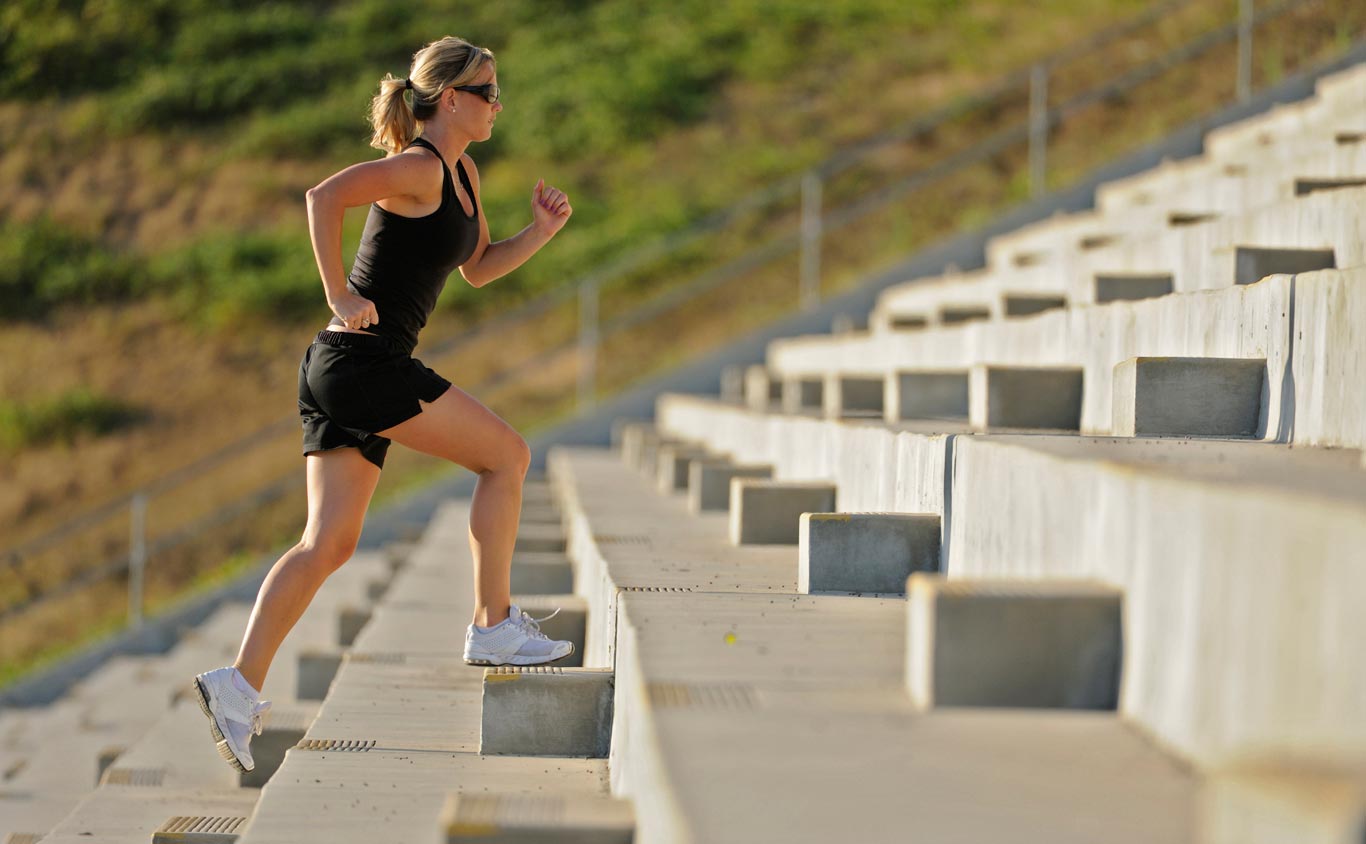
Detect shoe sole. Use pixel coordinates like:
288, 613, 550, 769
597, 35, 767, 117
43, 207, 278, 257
191, 677, 253, 774
463, 642, 575, 667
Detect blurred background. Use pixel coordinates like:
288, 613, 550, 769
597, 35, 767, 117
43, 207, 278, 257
2, 0, 1362, 688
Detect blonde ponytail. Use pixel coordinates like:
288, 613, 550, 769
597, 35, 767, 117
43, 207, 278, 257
368, 36, 495, 156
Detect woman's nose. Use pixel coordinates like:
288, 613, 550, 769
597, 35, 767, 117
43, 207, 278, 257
493, 101, 503, 113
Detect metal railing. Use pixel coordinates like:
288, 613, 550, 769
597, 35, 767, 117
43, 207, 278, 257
1, 0, 1357, 657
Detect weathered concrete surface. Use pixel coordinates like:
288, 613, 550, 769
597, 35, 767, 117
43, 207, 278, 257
1003, 294, 1067, 317
969, 365, 1083, 431
798, 512, 940, 594
509, 552, 575, 596
35, 788, 257, 844
822, 375, 883, 419
686, 460, 772, 514
656, 444, 710, 494
1112, 356, 1267, 437
906, 575, 1122, 710
743, 365, 781, 412
728, 480, 837, 545
480, 667, 614, 758
947, 435, 1366, 767
1291, 267, 1366, 449
780, 376, 823, 415
441, 792, 635, 843
1095, 272, 1174, 302
885, 370, 969, 422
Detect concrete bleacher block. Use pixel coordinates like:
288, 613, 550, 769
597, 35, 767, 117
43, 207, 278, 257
515, 524, 566, 554
4, 835, 46, 844
744, 365, 782, 411
1293, 177, 1366, 197
969, 365, 1083, 431
885, 370, 969, 422
1113, 357, 1267, 437
1094, 272, 1173, 303
1233, 246, 1336, 285
337, 605, 371, 648
296, 649, 343, 701
939, 305, 990, 325
906, 575, 1123, 710
510, 552, 574, 596
97, 744, 125, 783
151, 815, 247, 843
656, 443, 709, 494
519, 504, 561, 526
510, 596, 587, 669
441, 792, 635, 843
617, 421, 656, 469
239, 701, 318, 788
609, 416, 649, 451
480, 667, 614, 758
720, 365, 745, 403
1200, 767, 1366, 844
688, 460, 773, 514
1002, 294, 1066, 318
365, 576, 391, 602
799, 513, 940, 594
729, 479, 837, 545
1168, 211, 1218, 227
781, 376, 823, 415
823, 374, 884, 419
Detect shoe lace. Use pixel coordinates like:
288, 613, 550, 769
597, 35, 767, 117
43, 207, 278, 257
249, 699, 272, 736
514, 607, 561, 641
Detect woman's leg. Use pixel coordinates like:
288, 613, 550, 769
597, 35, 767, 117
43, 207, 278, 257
376, 384, 530, 629
233, 447, 381, 691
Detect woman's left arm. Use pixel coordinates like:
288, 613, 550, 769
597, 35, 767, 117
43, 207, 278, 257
459, 155, 572, 288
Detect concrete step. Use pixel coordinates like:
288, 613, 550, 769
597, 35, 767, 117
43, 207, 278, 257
687, 458, 772, 514
1112, 356, 1267, 438
799, 512, 940, 595
440, 792, 635, 843
29, 786, 256, 844
479, 667, 614, 758
886, 369, 969, 422
729, 480, 837, 545
969, 364, 1083, 431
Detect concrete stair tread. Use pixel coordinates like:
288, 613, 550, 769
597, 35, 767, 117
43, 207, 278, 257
238, 751, 607, 844
32, 786, 256, 844
0, 791, 84, 843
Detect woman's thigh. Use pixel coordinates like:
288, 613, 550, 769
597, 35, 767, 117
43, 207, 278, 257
375, 383, 527, 474
302, 446, 382, 559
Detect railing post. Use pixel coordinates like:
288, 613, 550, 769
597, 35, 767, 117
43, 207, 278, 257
1237, 0, 1254, 103
1029, 63, 1049, 199
577, 277, 599, 411
128, 492, 147, 628
800, 171, 822, 310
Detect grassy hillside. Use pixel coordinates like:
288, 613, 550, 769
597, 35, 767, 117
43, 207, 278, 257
3, 0, 1361, 681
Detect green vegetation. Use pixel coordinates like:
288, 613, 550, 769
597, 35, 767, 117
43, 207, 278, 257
0, 0, 1104, 324
0, 386, 142, 451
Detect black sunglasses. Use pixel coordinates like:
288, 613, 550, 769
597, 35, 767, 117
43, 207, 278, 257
448, 83, 500, 104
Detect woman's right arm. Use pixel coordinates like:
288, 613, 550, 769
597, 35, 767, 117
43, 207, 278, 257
305, 152, 440, 326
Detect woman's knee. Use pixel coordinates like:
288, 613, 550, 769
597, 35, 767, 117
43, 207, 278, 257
473, 429, 530, 475
295, 533, 359, 574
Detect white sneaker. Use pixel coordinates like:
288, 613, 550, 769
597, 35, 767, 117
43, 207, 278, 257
192, 666, 272, 773
464, 605, 575, 666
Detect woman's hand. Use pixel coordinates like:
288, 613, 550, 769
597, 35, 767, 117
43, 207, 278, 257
329, 291, 379, 330
531, 179, 572, 236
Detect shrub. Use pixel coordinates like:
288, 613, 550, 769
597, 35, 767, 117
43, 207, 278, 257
0, 387, 143, 451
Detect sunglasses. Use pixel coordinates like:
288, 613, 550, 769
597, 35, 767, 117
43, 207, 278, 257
449, 83, 500, 104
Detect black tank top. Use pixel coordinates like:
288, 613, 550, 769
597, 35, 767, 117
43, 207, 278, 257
329, 136, 480, 354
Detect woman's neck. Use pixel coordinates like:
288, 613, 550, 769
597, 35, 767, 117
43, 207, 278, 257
417, 123, 469, 163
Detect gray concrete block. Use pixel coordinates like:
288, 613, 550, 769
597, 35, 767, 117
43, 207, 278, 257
939, 305, 990, 325
1003, 294, 1067, 318
823, 375, 884, 419
96, 744, 124, 784
365, 577, 390, 602
610, 417, 649, 451
151, 816, 247, 843
515, 524, 566, 554
480, 667, 614, 757
1234, 246, 1335, 285
888, 314, 929, 331
442, 793, 635, 843
729, 480, 837, 545
969, 365, 1083, 431
511, 596, 587, 669
744, 365, 782, 411
519, 505, 561, 526
781, 376, 823, 415
1167, 211, 1218, 227
688, 460, 773, 514
885, 370, 969, 422
617, 422, 656, 469
1293, 177, 1366, 197
1079, 233, 1118, 250
1094, 273, 1173, 303
656, 444, 709, 494
906, 575, 1122, 710
337, 605, 371, 648
510, 553, 574, 596
799, 513, 940, 594
1113, 357, 1267, 437
720, 365, 745, 403
297, 649, 343, 701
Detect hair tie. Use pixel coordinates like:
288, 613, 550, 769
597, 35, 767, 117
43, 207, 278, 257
404, 78, 413, 90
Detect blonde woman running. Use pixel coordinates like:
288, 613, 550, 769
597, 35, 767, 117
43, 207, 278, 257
192, 35, 574, 774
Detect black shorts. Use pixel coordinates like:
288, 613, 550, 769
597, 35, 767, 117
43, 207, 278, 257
297, 329, 452, 469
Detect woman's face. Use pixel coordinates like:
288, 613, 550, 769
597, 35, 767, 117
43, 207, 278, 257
447, 63, 502, 142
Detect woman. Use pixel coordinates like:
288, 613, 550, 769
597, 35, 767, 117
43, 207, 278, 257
192, 36, 574, 774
